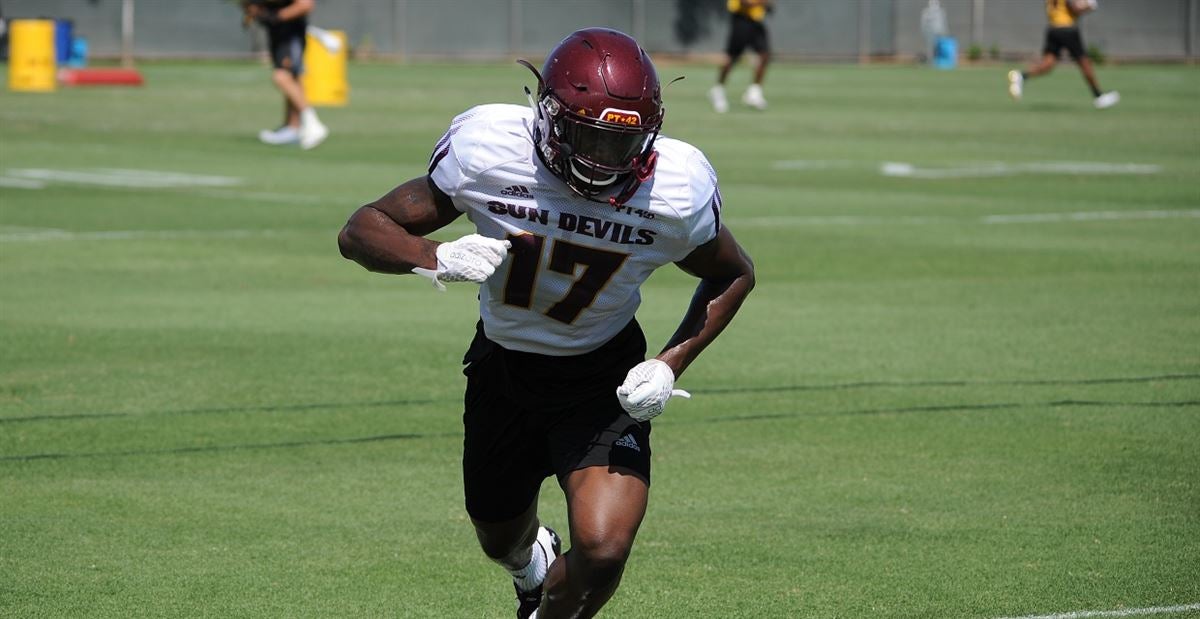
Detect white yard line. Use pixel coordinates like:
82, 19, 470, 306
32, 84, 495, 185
4, 168, 243, 189
0, 176, 48, 189
0, 167, 325, 203
727, 210, 1200, 227
993, 602, 1200, 619
770, 160, 858, 171
768, 159, 1163, 179
730, 215, 948, 227
0, 228, 287, 242
880, 161, 1162, 179
982, 210, 1200, 224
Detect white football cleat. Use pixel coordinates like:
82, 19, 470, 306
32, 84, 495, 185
708, 85, 728, 113
1007, 70, 1023, 101
742, 84, 767, 110
299, 118, 328, 150
258, 126, 299, 145
1093, 91, 1120, 109
298, 108, 329, 150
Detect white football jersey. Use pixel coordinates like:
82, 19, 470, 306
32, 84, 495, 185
429, 104, 722, 356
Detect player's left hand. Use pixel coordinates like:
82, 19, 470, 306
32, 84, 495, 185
616, 359, 691, 422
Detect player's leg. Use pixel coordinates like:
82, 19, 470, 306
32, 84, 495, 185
1009, 51, 1056, 101
472, 500, 541, 570
752, 49, 770, 85
1077, 56, 1119, 108
1076, 56, 1103, 96
539, 466, 649, 618
742, 24, 770, 110
1010, 28, 1058, 101
1025, 52, 1058, 78
269, 33, 327, 149
271, 68, 307, 125
710, 56, 733, 113
1066, 30, 1118, 107
711, 16, 747, 113
461, 333, 560, 618
259, 34, 303, 145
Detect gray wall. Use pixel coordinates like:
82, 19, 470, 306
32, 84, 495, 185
2, 0, 1196, 60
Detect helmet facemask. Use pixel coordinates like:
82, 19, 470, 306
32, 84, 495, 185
527, 86, 660, 201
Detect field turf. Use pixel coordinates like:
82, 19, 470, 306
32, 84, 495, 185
1, 61, 1198, 618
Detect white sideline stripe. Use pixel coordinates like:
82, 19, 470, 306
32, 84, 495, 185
983, 210, 1200, 224
729, 210, 1200, 227
771, 159, 857, 171
993, 602, 1200, 619
881, 161, 1162, 179
0, 228, 283, 242
5, 168, 243, 188
0, 176, 47, 189
769, 160, 1163, 178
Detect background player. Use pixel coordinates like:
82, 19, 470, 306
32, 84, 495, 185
338, 28, 755, 619
709, 0, 773, 112
1008, 0, 1120, 109
243, 0, 330, 148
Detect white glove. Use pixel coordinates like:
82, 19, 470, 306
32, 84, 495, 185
412, 234, 511, 291
616, 359, 691, 422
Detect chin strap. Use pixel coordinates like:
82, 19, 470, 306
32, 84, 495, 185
608, 150, 658, 207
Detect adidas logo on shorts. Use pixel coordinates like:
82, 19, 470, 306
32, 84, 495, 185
614, 433, 640, 452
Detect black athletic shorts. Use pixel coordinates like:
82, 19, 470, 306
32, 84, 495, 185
1043, 26, 1086, 61
461, 319, 652, 523
267, 25, 306, 76
726, 13, 769, 60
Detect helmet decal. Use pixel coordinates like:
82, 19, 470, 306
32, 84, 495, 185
600, 108, 643, 125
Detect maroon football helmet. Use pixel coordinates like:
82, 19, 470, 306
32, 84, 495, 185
520, 28, 663, 206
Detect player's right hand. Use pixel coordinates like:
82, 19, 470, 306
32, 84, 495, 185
412, 234, 511, 291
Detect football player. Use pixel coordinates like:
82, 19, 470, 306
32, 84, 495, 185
339, 28, 755, 619
709, 0, 774, 112
242, 0, 329, 148
1007, 0, 1120, 109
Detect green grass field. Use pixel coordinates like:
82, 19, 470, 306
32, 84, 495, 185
2, 60, 1198, 618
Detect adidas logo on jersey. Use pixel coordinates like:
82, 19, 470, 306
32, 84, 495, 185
500, 185, 534, 199
614, 433, 640, 452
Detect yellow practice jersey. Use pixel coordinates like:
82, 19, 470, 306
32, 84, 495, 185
1046, 0, 1078, 28
729, 0, 769, 22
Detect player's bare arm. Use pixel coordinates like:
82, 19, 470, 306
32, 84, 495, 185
1069, 0, 1096, 17
242, 0, 313, 23
658, 225, 756, 377
338, 175, 461, 274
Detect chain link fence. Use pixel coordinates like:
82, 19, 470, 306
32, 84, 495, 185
2, 0, 1196, 61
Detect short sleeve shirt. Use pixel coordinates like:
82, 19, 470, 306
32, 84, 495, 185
428, 104, 722, 356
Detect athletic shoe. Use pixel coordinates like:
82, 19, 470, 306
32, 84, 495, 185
258, 126, 299, 145
708, 85, 728, 113
1093, 91, 1120, 109
299, 116, 329, 150
515, 526, 562, 619
742, 84, 767, 110
1007, 70, 1023, 101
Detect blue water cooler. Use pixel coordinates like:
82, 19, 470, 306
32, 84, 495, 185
933, 36, 957, 70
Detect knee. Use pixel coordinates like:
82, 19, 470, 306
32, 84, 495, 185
271, 69, 295, 87
571, 530, 635, 582
475, 524, 537, 564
